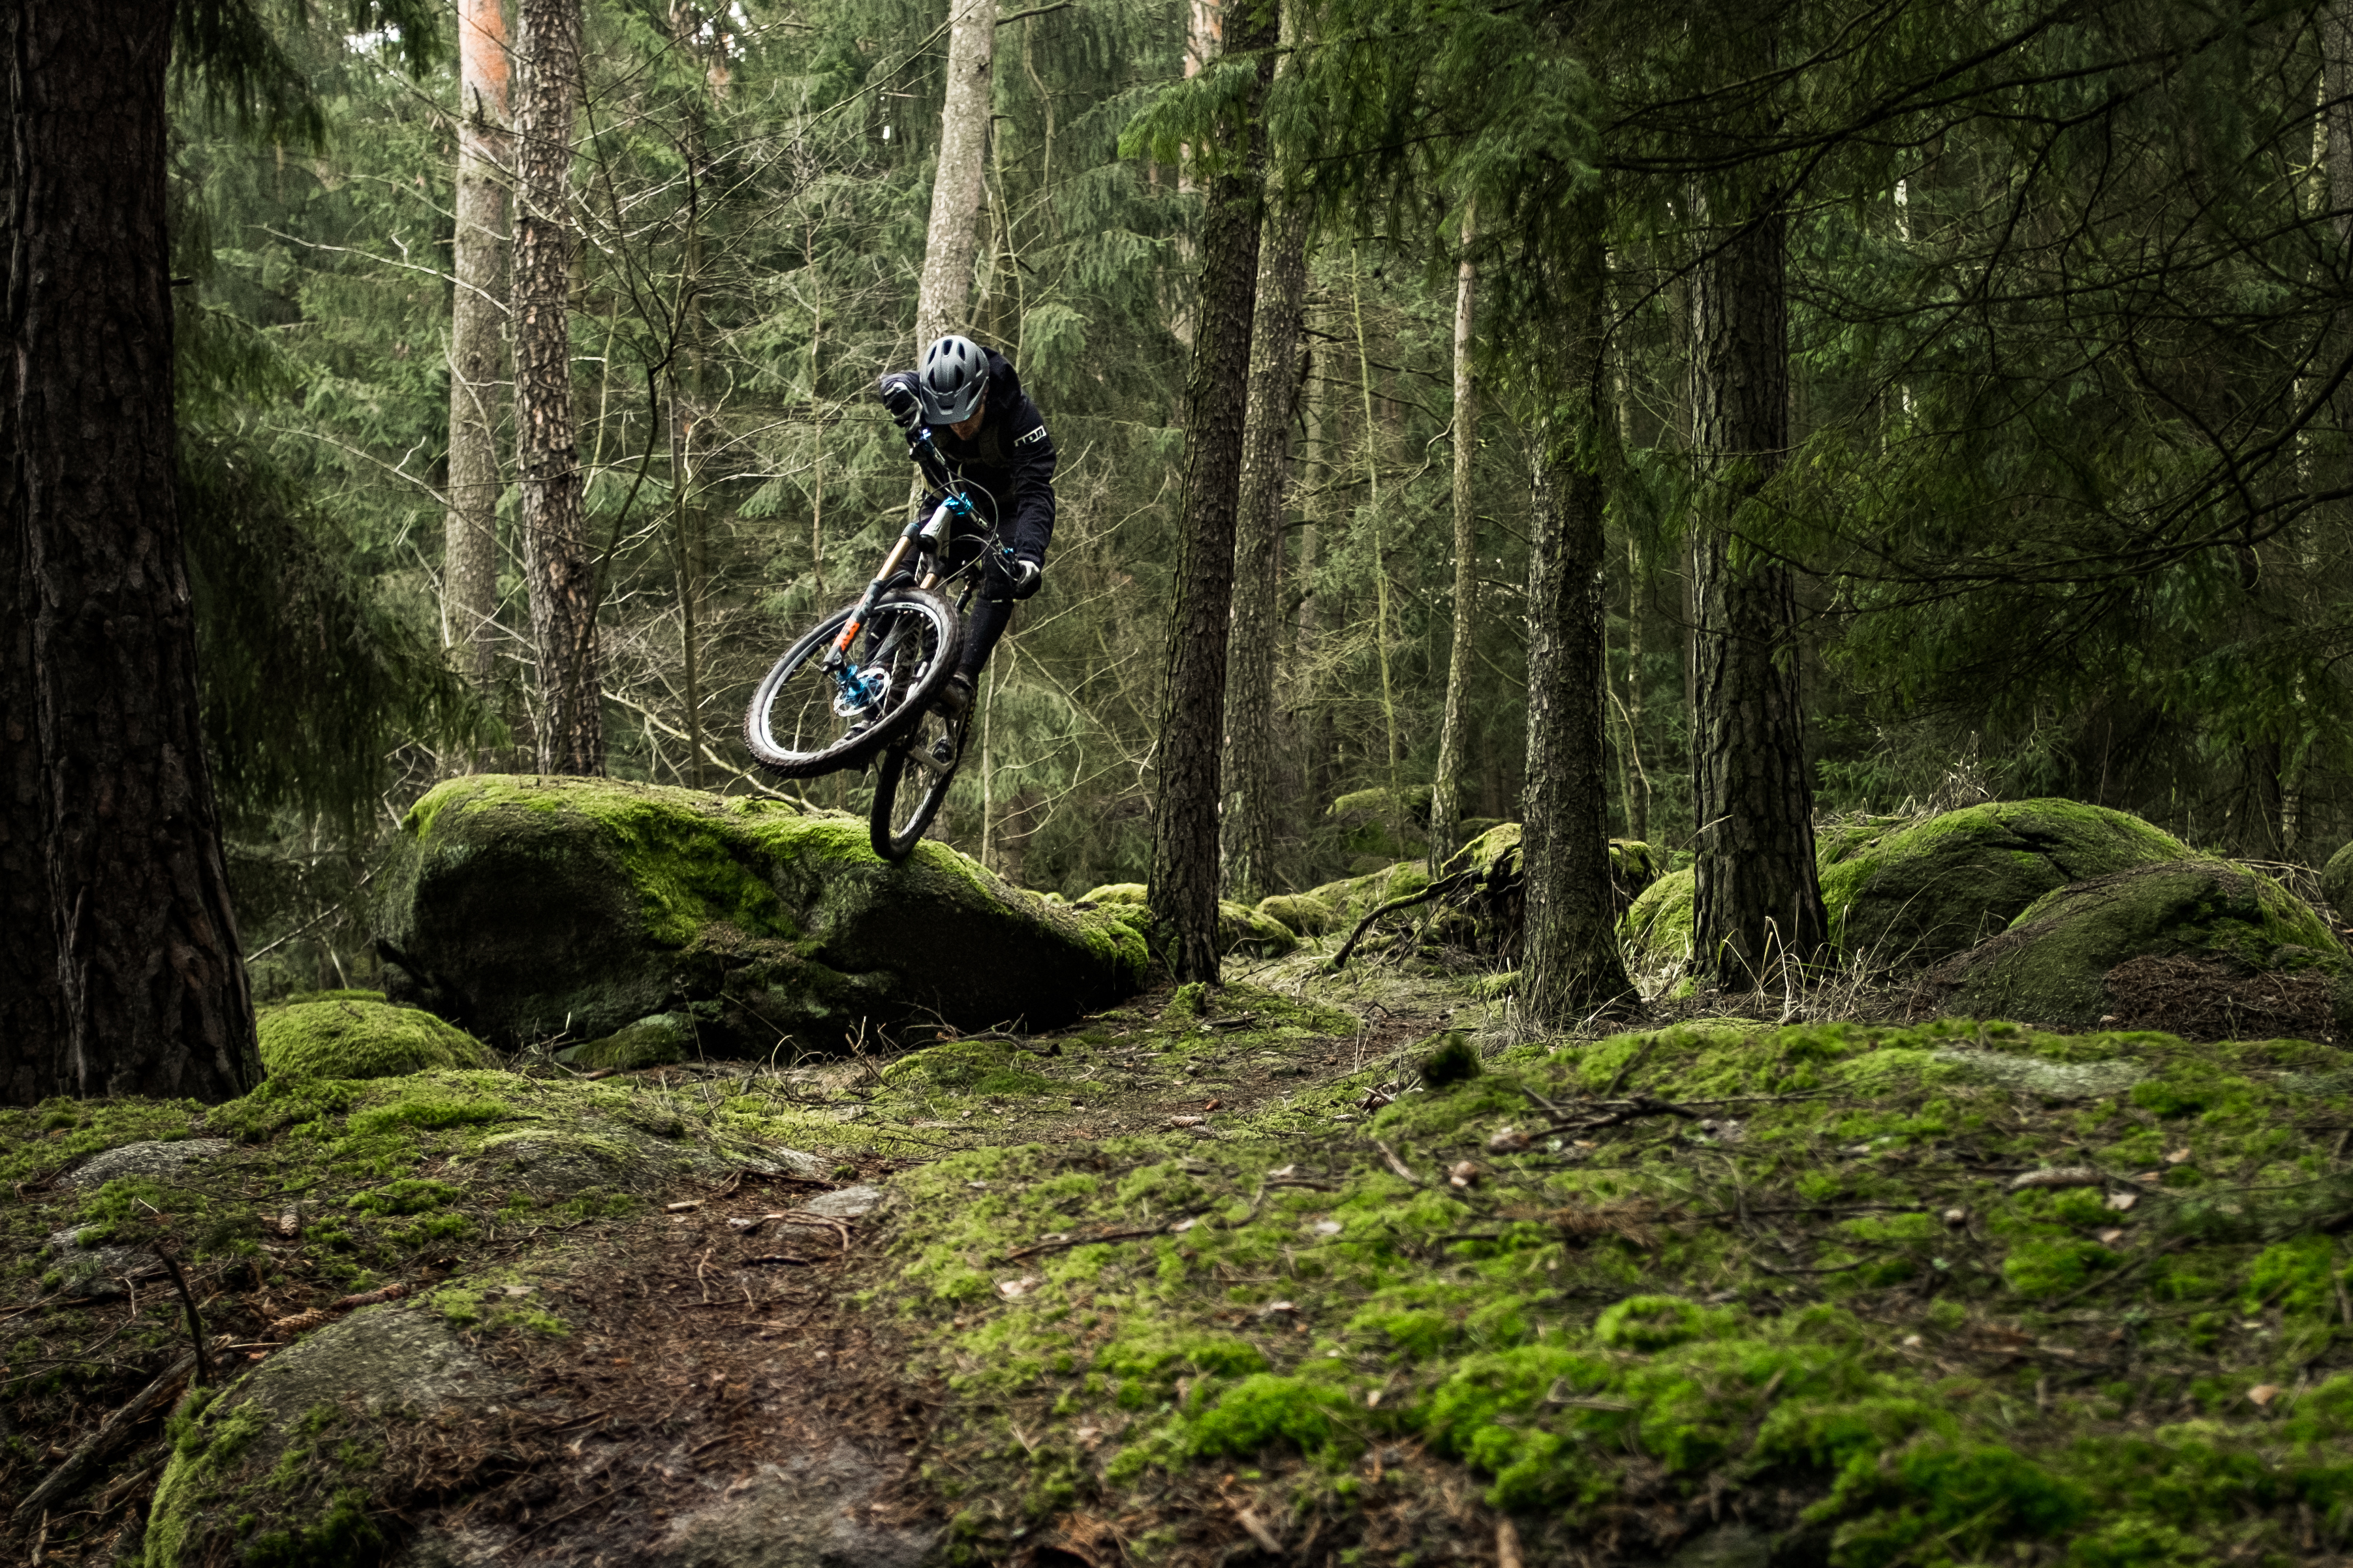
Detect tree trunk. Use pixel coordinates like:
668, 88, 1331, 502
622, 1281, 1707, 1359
1518, 202, 1634, 1026
1219, 187, 1309, 902
914, 0, 995, 354
1429, 211, 1478, 870
1148, 0, 1277, 982
3, 0, 260, 1104
514, 0, 602, 774
444, 0, 510, 690
1689, 196, 1826, 987
1289, 330, 1328, 818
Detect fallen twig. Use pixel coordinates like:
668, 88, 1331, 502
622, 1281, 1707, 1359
2042, 1238, 2185, 1310
1005, 1226, 1165, 1261
1232, 1504, 1284, 1556
1327, 870, 1477, 972
1538, 1094, 1703, 1137
1371, 1139, 1424, 1186
1600, 1037, 1656, 1098
151, 1248, 211, 1387
499, 1487, 617, 1554
9, 1351, 196, 1525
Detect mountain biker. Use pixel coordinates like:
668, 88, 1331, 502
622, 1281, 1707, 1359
876, 334, 1055, 722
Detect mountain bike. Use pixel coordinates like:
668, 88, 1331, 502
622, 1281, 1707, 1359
741, 424, 998, 860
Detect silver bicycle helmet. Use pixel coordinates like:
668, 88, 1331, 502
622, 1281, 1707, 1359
917, 334, 988, 425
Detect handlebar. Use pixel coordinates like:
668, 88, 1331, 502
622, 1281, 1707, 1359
906, 426, 959, 499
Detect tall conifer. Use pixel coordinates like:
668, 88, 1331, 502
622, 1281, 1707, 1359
444, 0, 512, 690
514, 0, 602, 773
1148, 0, 1277, 981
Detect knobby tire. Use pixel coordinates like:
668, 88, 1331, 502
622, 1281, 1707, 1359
742, 588, 961, 778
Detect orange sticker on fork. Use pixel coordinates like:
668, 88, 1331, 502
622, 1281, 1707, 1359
834, 620, 861, 652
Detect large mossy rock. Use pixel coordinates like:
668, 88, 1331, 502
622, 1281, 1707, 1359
2321, 838, 2353, 924
1621, 867, 1696, 968
257, 998, 499, 1081
1072, 882, 1296, 958
1926, 859, 2350, 1030
1820, 799, 2188, 968
1433, 825, 1662, 957
375, 776, 1148, 1052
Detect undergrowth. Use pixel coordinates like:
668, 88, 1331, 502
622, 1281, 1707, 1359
881, 1016, 2353, 1565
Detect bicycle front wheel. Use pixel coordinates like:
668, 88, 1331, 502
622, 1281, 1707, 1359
869, 705, 966, 860
743, 589, 961, 778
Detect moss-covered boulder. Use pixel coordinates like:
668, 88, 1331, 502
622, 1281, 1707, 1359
375, 776, 1148, 1053
146, 1305, 512, 1568
1221, 900, 1298, 958
257, 998, 498, 1081
2321, 838, 2353, 924
1926, 859, 2350, 1030
1069, 882, 1294, 957
552, 1011, 693, 1070
1820, 798, 2189, 967
1621, 866, 1696, 968
1306, 859, 1433, 927
1256, 891, 1339, 936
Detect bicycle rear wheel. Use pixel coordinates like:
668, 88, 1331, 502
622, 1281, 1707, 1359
869, 704, 966, 860
743, 589, 961, 778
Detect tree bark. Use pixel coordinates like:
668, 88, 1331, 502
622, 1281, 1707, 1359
3, 0, 260, 1104
1689, 196, 1826, 986
444, 0, 511, 690
1219, 187, 1309, 902
1148, 0, 1277, 982
914, 0, 995, 354
1518, 202, 1634, 1026
514, 0, 602, 774
1429, 211, 1478, 870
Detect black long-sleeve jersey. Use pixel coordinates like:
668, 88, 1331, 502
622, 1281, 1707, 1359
919, 348, 1057, 565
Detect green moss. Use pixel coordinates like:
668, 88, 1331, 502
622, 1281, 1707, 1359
871, 1007, 2353, 1564
1079, 882, 1147, 905
1303, 861, 1433, 927
1937, 860, 2348, 1027
1416, 1032, 1482, 1088
1621, 867, 1694, 966
1816, 798, 2189, 967
1256, 893, 1339, 936
257, 1000, 497, 1081
555, 1011, 693, 1069
385, 775, 1149, 1051
1219, 900, 1298, 958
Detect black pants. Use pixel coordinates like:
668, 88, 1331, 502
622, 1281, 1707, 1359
959, 594, 1012, 682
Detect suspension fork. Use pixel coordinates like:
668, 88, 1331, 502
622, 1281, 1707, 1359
824, 429, 972, 693
826, 526, 919, 675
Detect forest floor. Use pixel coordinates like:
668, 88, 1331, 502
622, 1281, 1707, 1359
8, 940, 2353, 1567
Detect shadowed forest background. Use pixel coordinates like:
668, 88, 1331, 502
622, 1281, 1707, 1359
174, 0, 2353, 998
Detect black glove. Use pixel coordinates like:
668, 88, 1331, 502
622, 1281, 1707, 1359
878, 372, 922, 429
985, 546, 1042, 602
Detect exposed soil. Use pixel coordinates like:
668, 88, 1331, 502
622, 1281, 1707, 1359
397, 1165, 943, 1565
2100, 953, 2338, 1043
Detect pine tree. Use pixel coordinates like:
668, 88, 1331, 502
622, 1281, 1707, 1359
514, 0, 602, 773
3, 0, 260, 1103
1147, 0, 1278, 980
444, 0, 512, 689
1517, 192, 1634, 1023
914, 0, 996, 355
1219, 11, 1310, 904
1687, 184, 1826, 986
1428, 208, 1478, 870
